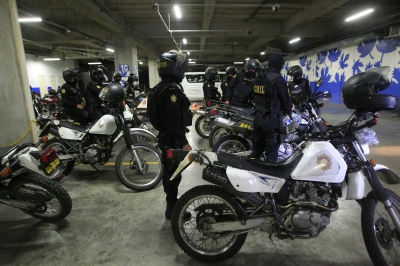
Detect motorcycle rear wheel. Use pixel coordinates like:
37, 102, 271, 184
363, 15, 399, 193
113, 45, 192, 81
171, 185, 247, 263
42, 139, 75, 176
115, 143, 163, 191
212, 135, 250, 153
8, 173, 72, 221
362, 189, 400, 266
195, 115, 212, 139
208, 126, 236, 149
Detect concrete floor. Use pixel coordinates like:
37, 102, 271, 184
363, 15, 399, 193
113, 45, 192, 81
1, 102, 400, 266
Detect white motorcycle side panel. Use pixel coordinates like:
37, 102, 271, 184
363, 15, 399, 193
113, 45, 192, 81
18, 148, 44, 175
345, 171, 365, 200
291, 141, 347, 183
137, 98, 148, 108
59, 127, 86, 140
89, 115, 117, 135
226, 167, 286, 193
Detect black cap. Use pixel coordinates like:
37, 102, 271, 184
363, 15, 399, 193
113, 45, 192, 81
268, 53, 284, 71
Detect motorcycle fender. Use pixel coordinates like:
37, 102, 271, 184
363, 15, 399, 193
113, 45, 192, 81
18, 148, 43, 175
129, 128, 157, 142
345, 171, 365, 200
374, 164, 400, 184
226, 166, 286, 193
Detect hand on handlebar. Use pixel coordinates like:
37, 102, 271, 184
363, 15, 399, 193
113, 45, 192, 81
292, 104, 295, 110
183, 143, 192, 151
225, 101, 230, 105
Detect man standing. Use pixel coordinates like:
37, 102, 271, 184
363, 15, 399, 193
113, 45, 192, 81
220, 66, 237, 102
149, 50, 192, 219
202, 67, 219, 105
287, 65, 311, 105
85, 65, 108, 121
250, 53, 294, 162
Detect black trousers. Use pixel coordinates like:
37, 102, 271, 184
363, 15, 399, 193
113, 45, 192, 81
251, 114, 280, 163
159, 133, 183, 203
88, 105, 108, 122
67, 108, 89, 125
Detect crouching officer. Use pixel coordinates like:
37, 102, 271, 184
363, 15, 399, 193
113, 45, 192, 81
203, 67, 219, 105
60, 68, 89, 125
85, 65, 108, 122
250, 53, 293, 162
151, 50, 192, 220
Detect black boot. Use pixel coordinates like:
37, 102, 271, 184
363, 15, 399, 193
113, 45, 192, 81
165, 201, 191, 221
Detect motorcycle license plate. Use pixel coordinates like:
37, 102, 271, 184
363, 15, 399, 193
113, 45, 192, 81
45, 157, 61, 174
286, 121, 298, 134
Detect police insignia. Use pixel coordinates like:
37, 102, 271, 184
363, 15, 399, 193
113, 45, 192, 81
316, 154, 332, 171
97, 85, 101, 88
61, 89, 66, 93
171, 95, 177, 102
225, 82, 228, 86
208, 84, 210, 87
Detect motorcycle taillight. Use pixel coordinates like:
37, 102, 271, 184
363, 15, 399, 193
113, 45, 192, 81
166, 149, 174, 160
41, 148, 57, 163
211, 109, 217, 116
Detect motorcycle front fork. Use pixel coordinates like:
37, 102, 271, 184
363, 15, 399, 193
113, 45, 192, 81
123, 127, 144, 172
352, 141, 400, 232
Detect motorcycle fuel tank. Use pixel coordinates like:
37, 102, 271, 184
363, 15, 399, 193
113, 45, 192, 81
291, 141, 347, 183
89, 115, 117, 135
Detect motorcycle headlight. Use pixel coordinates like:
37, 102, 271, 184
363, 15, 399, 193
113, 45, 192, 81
355, 128, 379, 145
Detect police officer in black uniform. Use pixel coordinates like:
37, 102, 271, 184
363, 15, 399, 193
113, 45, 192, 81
221, 66, 237, 102
225, 59, 261, 107
111, 72, 123, 86
60, 68, 89, 125
287, 65, 311, 105
250, 53, 294, 162
125, 74, 139, 96
202, 67, 219, 105
85, 65, 108, 122
153, 50, 193, 219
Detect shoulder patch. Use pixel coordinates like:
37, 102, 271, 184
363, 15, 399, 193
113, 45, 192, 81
96, 85, 101, 89
225, 82, 228, 86
61, 89, 66, 93
170, 95, 177, 102
208, 84, 210, 87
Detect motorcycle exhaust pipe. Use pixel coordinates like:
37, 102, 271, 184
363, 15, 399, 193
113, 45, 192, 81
214, 117, 236, 130
280, 200, 338, 212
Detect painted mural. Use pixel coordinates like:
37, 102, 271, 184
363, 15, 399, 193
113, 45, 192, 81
284, 38, 400, 106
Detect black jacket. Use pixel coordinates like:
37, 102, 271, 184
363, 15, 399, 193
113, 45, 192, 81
288, 78, 311, 105
60, 83, 84, 108
85, 81, 105, 106
225, 72, 254, 107
202, 80, 218, 103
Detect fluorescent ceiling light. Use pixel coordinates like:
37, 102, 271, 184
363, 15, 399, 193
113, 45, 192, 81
43, 58, 60, 61
261, 51, 265, 55
139, 61, 143, 65
189, 61, 195, 64
345, 9, 374, 22
188, 58, 192, 61
174, 5, 182, 18
106, 48, 114, 52
245, 58, 249, 60
187, 52, 190, 55
18, 17, 42, 22
88, 62, 101, 65
182, 38, 187, 44
289, 38, 301, 44
234, 62, 244, 64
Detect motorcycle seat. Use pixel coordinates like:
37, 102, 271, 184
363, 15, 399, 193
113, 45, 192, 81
0, 146, 16, 161
217, 151, 302, 178
58, 121, 91, 132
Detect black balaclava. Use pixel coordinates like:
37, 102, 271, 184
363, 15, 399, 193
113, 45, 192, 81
268, 53, 284, 72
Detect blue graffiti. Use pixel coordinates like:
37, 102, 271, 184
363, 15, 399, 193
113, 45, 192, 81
374, 61, 381, 68
320, 67, 332, 82
306, 60, 312, 71
316, 65, 320, 78
392, 68, 400, 84
357, 41, 375, 59
299, 56, 307, 67
328, 48, 341, 67
365, 62, 373, 70
352, 60, 364, 75
376, 39, 400, 62
317, 51, 328, 65
339, 53, 349, 70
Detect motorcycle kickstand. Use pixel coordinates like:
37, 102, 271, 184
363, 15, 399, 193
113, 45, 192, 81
90, 164, 103, 174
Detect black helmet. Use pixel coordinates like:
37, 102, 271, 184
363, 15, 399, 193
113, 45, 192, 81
342, 66, 397, 111
244, 59, 261, 78
89, 65, 108, 83
157, 50, 188, 82
287, 65, 303, 80
63, 68, 80, 84
99, 83, 126, 108
225, 66, 238, 76
205, 67, 217, 81
113, 72, 122, 82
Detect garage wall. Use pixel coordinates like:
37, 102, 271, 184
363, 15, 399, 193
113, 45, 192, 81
284, 38, 400, 105
25, 54, 75, 97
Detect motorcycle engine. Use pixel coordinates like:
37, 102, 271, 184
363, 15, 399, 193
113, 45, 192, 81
283, 209, 330, 234
83, 135, 111, 163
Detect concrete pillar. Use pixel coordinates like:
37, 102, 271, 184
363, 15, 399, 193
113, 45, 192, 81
0, 0, 36, 146
148, 51, 160, 88
113, 36, 138, 81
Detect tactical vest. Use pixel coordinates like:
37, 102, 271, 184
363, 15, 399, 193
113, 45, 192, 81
62, 83, 81, 104
252, 72, 280, 114
231, 73, 253, 106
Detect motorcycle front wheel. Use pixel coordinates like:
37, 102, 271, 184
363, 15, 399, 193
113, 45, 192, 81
42, 139, 75, 176
171, 185, 247, 263
8, 173, 72, 221
40, 107, 50, 119
362, 189, 400, 266
115, 143, 163, 191
195, 115, 212, 139
212, 135, 250, 153
208, 126, 236, 149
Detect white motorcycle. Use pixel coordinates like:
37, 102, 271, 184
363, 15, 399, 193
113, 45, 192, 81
41, 84, 161, 192
166, 67, 400, 265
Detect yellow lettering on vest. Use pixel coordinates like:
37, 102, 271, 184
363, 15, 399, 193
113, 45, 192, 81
157, 62, 168, 68
254, 85, 265, 94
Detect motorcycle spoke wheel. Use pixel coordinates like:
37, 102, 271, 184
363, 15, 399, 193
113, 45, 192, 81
362, 189, 400, 266
212, 135, 249, 153
195, 116, 211, 139
209, 127, 235, 149
171, 185, 247, 263
115, 143, 163, 191
8, 174, 72, 221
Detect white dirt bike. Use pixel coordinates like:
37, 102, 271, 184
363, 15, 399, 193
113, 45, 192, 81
166, 67, 400, 265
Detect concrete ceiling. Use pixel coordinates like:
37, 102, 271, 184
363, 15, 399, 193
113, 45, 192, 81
17, 0, 400, 69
